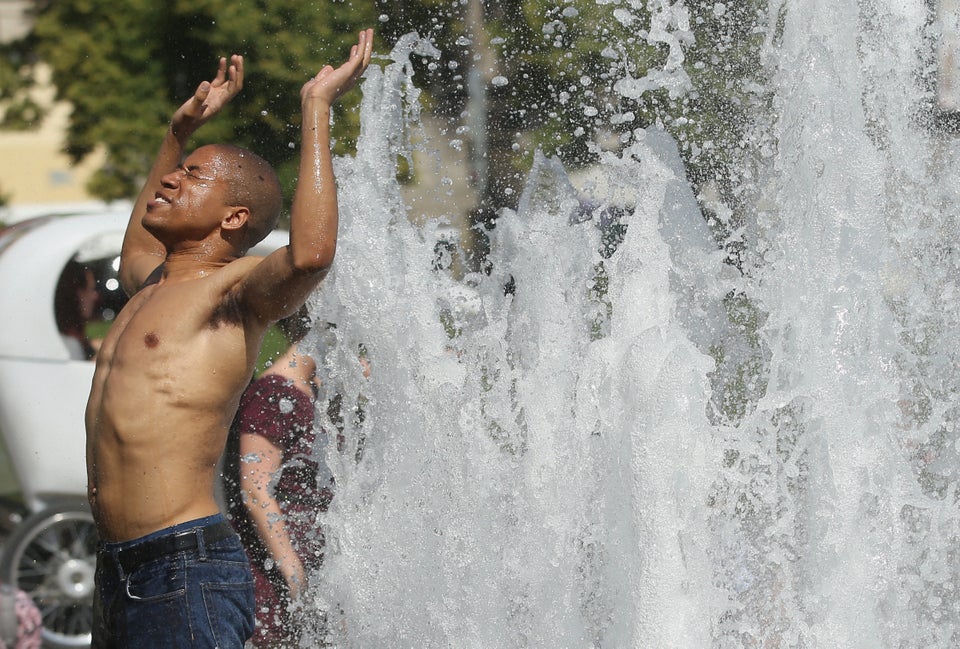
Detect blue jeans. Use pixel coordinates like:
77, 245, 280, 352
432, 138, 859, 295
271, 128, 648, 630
93, 514, 255, 648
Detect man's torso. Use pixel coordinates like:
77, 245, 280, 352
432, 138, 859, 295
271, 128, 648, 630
86, 258, 265, 541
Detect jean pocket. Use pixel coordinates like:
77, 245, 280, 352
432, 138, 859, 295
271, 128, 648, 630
118, 560, 192, 648
124, 558, 186, 603
201, 579, 256, 646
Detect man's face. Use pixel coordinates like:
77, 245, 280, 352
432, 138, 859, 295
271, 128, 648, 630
143, 145, 235, 243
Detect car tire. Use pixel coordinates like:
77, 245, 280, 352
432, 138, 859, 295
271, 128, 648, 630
0, 500, 96, 648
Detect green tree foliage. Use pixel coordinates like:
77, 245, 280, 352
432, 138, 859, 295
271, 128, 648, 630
19, 0, 771, 230
375, 0, 771, 255
493, 0, 773, 216
29, 0, 377, 202
376, 0, 569, 262
0, 35, 46, 131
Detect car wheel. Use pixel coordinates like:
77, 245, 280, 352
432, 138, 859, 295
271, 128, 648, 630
0, 501, 96, 648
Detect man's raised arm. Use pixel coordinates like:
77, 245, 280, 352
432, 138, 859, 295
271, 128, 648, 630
119, 55, 245, 295
238, 30, 374, 326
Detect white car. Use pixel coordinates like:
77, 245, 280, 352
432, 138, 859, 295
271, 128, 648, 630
0, 210, 287, 648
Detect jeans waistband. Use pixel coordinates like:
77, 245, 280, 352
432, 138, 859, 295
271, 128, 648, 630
100, 517, 236, 575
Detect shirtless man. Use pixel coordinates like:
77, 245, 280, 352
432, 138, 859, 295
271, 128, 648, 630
85, 30, 373, 648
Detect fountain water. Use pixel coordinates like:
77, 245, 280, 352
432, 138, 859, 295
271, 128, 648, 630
290, 3, 960, 647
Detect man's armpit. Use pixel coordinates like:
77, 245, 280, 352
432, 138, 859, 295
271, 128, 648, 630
210, 289, 245, 328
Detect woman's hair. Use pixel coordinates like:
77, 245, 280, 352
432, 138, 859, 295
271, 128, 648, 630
276, 305, 312, 345
54, 260, 96, 359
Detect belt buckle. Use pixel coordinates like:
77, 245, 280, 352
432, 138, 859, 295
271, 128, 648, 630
172, 528, 200, 550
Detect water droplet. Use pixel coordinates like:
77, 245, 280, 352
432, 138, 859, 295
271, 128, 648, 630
613, 8, 635, 26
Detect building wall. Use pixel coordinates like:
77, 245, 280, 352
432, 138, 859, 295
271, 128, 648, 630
0, 2, 105, 223
0, 0, 30, 43
0, 122, 106, 219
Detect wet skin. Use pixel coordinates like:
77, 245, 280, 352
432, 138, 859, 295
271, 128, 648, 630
85, 29, 374, 542
86, 253, 266, 541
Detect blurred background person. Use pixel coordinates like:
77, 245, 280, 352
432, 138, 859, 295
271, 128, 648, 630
223, 309, 333, 648
0, 580, 41, 649
53, 259, 100, 360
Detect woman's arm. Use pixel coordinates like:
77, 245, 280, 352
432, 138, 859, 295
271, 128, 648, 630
238, 432, 306, 598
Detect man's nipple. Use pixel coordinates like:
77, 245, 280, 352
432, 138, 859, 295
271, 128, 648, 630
144, 333, 159, 348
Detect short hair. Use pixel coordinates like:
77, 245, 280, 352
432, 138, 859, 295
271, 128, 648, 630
277, 305, 312, 345
202, 144, 283, 252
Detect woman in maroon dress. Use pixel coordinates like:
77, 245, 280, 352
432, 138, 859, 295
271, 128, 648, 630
224, 313, 332, 648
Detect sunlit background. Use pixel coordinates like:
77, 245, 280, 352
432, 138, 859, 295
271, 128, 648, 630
3, 1, 960, 647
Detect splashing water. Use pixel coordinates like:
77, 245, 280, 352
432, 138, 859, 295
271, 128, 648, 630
295, 4, 960, 647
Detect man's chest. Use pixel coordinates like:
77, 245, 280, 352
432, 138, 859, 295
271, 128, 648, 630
109, 281, 244, 360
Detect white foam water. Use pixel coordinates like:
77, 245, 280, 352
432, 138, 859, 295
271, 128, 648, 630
291, 3, 960, 647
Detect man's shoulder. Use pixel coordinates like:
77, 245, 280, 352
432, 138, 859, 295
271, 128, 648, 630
201, 256, 266, 289
225, 255, 266, 274
143, 257, 268, 319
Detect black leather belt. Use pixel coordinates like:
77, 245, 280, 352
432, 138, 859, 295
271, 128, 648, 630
109, 520, 236, 574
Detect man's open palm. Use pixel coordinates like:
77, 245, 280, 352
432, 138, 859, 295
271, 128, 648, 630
301, 30, 374, 106
175, 54, 245, 133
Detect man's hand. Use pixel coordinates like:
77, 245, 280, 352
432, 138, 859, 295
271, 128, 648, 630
171, 54, 245, 140
301, 30, 374, 109
231, 29, 375, 327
